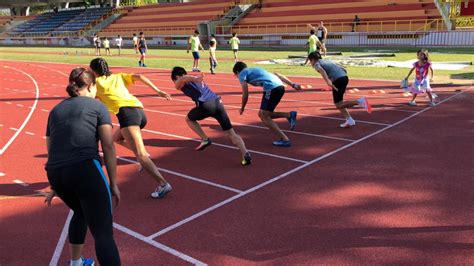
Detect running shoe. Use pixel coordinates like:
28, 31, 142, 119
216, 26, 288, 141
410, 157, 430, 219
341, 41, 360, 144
138, 61, 142, 67
195, 138, 212, 151
429, 101, 436, 107
358, 97, 372, 113
82, 258, 95, 266
241, 152, 252, 166
339, 118, 356, 128
287, 111, 298, 131
272, 140, 291, 147
408, 101, 417, 106
151, 183, 172, 199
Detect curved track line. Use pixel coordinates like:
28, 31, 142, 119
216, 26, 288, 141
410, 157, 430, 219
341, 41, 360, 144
0, 66, 40, 155
49, 210, 73, 266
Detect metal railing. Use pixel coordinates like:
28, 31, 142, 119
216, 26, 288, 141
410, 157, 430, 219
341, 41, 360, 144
99, 26, 198, 36
216, 19, 448, 35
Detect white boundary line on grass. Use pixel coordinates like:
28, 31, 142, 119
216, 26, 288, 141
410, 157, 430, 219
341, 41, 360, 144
0, 66, 40, 155
147, 90, 465, 240
49, 210, 73, 266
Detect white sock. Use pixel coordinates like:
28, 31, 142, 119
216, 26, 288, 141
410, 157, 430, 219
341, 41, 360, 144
70, 258, 82, 266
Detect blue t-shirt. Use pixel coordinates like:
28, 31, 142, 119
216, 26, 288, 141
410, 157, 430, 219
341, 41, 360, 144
313, 60, 347, 82
238, 67, 283, 91
182, 81, 219, 104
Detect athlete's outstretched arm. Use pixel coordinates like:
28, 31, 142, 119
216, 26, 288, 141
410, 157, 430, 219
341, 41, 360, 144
133, 74, 171, 100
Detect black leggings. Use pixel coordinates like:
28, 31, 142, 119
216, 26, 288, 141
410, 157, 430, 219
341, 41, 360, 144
47, 159, 121, 266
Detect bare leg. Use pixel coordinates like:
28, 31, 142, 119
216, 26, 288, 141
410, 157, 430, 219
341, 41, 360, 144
224, 128, 248, 156
120, 126, 168, 185
270, 111, 290, 119
335, 100, 358, 120
410, 94, 418, 102
70, 244, 84, 261
426, 92, 433, 102
185, 117, 208, 140
259, 110, 289, 141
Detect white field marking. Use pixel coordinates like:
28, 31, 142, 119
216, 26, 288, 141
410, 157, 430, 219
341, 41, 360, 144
42, 93, 49, 96
147, 91, 465, 239
49, 210, 73, 266
12, 89, 19, 91
53, 95, 60, 97
13, 179, 29, 186
9, 127, 18, 131
0, 66, 40, 155
25, 132, 35, 136
42, 136, 47, 139
113, 223, 207, 265
144, 108, 355, 142
0, 172, 5, 176
6, 102, 12, 104
137, 125, 309, 164
41, 109, 49, 112
114, 155, 242, 193
16, 104, 24, 107
12, 64, 401, 129
0, 124, 3, 126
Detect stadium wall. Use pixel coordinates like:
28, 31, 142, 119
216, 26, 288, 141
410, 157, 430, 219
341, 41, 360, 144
0, 31, 472, 47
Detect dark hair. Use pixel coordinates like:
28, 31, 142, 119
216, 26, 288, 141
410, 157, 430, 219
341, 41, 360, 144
139, 32, 143, 35
210, 40, 216, 46
232, 32, 236, 37
66, 68, 96, 97
232, 62, 247, 75
171, 66, 187, 81
308, 51, 322, 62
211, 34, 215, 37
90, 58, 112, 77
310, 29, 315, 35
133, 33, 136, 36
194, 30, 200, 35
417, 49, 430, 63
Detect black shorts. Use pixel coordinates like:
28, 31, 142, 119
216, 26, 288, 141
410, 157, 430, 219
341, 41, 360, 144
116, 107, 147, 129
260, 86, 285, 112
192, 51, 200, 59
187, 98, 232, 131
139, 47, 146, 55
332, 76, 349, 104
233, 49, 238, 53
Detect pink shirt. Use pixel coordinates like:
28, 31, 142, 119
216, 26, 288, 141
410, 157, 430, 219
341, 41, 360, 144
414, 61, 431, 81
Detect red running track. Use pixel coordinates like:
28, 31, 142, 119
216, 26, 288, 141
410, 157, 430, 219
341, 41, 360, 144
0, 60, 472, 265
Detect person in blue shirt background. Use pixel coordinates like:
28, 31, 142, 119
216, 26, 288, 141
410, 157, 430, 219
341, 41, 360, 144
233, 62, 301, 147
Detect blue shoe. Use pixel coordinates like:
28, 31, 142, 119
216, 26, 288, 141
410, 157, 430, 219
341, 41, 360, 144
82, 258, 95, 266
272, 139, 291, 147
287, 111, 297, 131
142, 64, 147, 67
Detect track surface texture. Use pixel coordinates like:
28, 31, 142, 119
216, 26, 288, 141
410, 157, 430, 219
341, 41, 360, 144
0, 60, 473, 265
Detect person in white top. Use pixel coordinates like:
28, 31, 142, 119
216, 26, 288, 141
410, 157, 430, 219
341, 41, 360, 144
228, 33, 240, 63
132, 33, 138, 54
115, 35, 123, 56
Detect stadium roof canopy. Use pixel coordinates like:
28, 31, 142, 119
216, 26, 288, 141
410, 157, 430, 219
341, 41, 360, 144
0, 0, 85, 8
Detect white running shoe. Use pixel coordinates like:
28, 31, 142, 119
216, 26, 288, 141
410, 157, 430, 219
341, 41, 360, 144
340, 118, 356, 128
151, 183, 172, 199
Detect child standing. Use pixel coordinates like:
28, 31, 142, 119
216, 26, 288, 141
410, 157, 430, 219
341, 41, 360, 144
187, 30, 205, 72
404, 49, 435, 106
307, 51, 371, 128
228, 33, 240, 63
138, 32, 148, 67
103, 37, 111, 56
209, 40, 218, 74
115, 35, 122, 56
171, 67, 252, 165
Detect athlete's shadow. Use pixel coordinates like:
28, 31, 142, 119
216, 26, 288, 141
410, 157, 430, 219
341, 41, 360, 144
0, 182, 49, 197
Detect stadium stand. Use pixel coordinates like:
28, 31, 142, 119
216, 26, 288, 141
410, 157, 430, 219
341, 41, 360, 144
229, 0, 443, 33
100, 0, 234, 36
8, 7, 112, 37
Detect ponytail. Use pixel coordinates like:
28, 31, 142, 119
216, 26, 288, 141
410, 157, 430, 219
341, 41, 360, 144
89, 57, 112, 77
66, 68, 96, 97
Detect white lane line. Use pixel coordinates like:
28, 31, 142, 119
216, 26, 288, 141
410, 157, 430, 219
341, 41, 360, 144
13, 179, 29, 186
16, 104, 24, 107
144, 108, 355, 142
0, 66, 40, 155
41, 109, 49, 112
113, 223, 207, 266
42, 93, 49, 96
115, 155, 242, 193
42, 136, 47, 139
10, 127, 18, 131
137, 125, 309, 164
0, 172, 5, 177
147, 91, 465, 239
49, 211, 73, 266
25, 132, 35, 136
6, 102, 12, 104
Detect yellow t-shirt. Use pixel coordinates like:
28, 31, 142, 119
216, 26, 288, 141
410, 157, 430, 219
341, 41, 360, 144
103, 39, 110, 48
190, 36, 200, 52
95, 73, 143, 114
229, 37, 240, 50
308, 35, 319, 53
